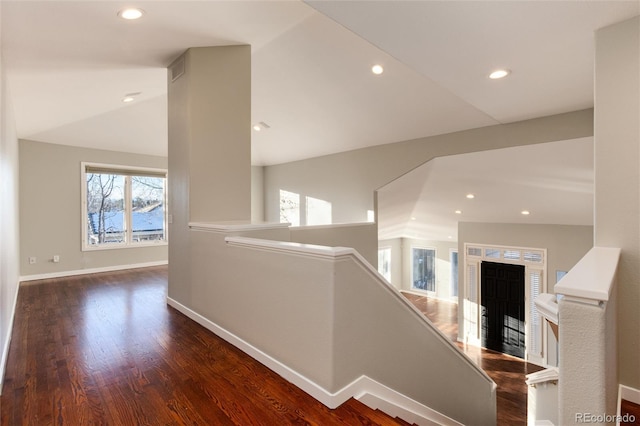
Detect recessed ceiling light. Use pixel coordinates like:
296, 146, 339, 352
521, 210, 531, 215
448, 236, 453, 239
122, 92, 141, 103
466, 194, 475, 199
411, 217, 416, 221
371, 64, 384, 75
455, 210, 462, 214
489, 69, 510, 79
253, 122, 270, 132
118, 8, 144, 20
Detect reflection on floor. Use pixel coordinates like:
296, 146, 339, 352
402, 292, 544, 426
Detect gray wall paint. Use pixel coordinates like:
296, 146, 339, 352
251, 165, 265, 222
264, 109, 593, 225
167, 45, 252, 303
290, 223, 378, 266
594, 17, 640, 389
185, 47, 251, 223
19, 140, 168, 276
184, 228, 496, 425
0, 44, 21, 392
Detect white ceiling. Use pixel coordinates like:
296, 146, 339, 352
2, 1, 638, 240
377, 138, 595, 241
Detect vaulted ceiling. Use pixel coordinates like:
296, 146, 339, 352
2, 0, 638, 239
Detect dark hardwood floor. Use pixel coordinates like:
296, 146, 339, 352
4, 267, 634, 425
1, 267, 407, 425
621, 399, 640, 425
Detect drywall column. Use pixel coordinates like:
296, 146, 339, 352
555, 247, 620, 425
167, 46, 251, 303
594, 17, 640, 392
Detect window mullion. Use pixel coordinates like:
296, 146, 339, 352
125, 176, 132, 245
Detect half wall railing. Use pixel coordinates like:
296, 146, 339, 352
167, 222, 496, 425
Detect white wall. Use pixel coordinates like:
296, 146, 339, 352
0, 10, 21, 391
264, 110, 593, 225
19, 140, 168, 278
594, 16, 640, 390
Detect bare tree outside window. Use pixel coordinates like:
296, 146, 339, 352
131, 176, 165, 242
86, 173, 125, 244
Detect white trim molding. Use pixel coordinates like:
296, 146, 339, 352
166, 297, 460, 426
189, 221, 289, 233
19, 261, 168, 283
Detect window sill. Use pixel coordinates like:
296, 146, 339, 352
82, 241, 168, 252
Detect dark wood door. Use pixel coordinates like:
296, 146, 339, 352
481, 261, 525, 359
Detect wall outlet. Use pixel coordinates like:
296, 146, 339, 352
29, 257, 36, 264
53, 255, 60, 263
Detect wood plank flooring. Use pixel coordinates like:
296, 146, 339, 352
1, 267, 407, 426
4, 266, 634, 425
402, 292, 544, 425
621, 400, 640, 425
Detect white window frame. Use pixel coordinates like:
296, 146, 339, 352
81, 162, 168, 251
378, 246, 392, 284
450, 249, 459, 302
410, 246, 437, 295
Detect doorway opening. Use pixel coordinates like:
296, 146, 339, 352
481, 261, 525, 358
463, 243, 546, 366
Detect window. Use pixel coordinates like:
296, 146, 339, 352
467, 246, 482, 257
306, 196, 331, 226
529, 269, 543, 358
279, 190, 300, 226
367, 210, 375, 222
378, 247, 391, 283
82, 163, 167, 250
450, 250, 458, 298
485, 248, 500, 259
412, 247, 436, 292
504, 249, 521, 261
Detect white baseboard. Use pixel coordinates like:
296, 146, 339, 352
167, 297, 457, 426
19, 261, 168, 283
0, 279, 20, 395
619, 384, 640, 404
354, 377, 462, 425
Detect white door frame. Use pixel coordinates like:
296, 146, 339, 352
462, 243, 547, 367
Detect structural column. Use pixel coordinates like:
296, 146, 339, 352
167, 46, 252, 303
594, 15, 640, 407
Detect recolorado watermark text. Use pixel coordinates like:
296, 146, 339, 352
575, 412, 636, 423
